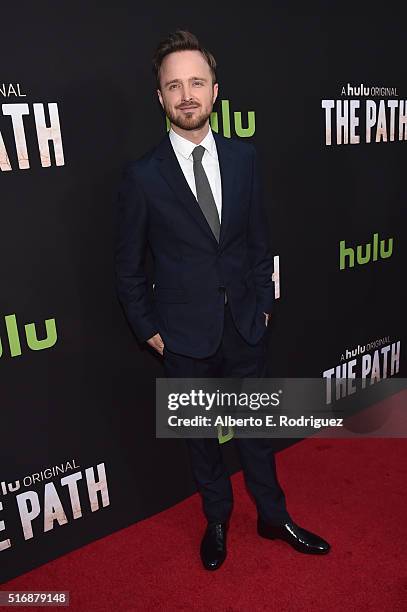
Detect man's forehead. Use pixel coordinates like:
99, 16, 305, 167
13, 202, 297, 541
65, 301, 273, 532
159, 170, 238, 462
161, 50, 209, 74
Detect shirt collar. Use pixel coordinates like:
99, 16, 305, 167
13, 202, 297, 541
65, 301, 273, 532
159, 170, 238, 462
169, 126, 217, 161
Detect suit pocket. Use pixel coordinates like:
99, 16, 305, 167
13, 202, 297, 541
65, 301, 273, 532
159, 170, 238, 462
153, 287, 189, 303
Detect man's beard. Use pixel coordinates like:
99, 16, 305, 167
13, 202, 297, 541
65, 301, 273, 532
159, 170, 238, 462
165, 103, 212, 131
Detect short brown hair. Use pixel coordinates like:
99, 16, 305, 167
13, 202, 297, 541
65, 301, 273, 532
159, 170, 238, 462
152, 29, 217, 90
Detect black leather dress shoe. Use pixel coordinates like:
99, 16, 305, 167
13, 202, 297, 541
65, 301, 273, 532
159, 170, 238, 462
257, 517, 330, 554
200, 522, 227, 570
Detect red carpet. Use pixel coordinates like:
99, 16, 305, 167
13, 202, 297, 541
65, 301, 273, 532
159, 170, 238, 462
3, 434, 407, 610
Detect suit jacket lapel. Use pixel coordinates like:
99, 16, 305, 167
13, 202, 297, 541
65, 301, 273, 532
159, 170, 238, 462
213, 130, 235, 247
155, 131, 236, 248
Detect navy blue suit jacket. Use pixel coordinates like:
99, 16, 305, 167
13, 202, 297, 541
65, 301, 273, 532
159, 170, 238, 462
115, 130, 274, 358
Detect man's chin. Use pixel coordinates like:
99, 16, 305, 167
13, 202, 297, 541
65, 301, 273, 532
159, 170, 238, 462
171, 113, 210, 131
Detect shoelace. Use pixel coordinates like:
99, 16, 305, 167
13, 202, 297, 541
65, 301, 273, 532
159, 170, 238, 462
214, 524, 225, 548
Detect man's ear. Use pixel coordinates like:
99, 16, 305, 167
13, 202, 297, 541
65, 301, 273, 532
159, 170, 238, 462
213, 82, 219, 105
157, 89, 164, 109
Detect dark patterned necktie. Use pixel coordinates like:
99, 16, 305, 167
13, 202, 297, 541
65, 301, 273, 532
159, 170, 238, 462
192, 145, 227, 303
192, 145, 221, 242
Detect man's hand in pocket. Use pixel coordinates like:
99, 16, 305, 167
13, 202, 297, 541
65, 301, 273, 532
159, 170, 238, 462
147, 333, 165, 355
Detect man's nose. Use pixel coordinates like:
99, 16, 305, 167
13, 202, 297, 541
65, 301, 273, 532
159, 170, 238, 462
181, 83, 192, 101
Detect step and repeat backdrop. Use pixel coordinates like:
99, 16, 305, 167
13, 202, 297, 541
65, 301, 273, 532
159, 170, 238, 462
1, 4, 406, 582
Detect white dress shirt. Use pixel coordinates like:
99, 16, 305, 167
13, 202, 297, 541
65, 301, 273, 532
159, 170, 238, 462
169, 126, 222, 221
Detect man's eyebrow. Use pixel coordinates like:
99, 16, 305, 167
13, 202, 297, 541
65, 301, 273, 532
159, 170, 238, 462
164, 76, 208, 87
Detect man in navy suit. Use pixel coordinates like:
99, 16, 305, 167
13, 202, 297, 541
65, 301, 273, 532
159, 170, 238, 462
115, 30, 330, 570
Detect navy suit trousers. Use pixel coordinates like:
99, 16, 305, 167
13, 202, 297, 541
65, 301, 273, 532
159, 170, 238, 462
163, 301, 291, 526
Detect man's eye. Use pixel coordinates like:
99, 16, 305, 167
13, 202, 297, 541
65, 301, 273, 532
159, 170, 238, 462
193, 81, 203, 86
169, 84, 179, 90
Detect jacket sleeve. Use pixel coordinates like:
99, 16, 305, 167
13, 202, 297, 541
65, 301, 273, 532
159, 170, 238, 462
247, 144, 275, 314
114, 163, 159, 343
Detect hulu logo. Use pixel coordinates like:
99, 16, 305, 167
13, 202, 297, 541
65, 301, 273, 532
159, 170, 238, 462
165, 100, 255, 138
339, 233, 393, 270
0, 313, 57, 358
